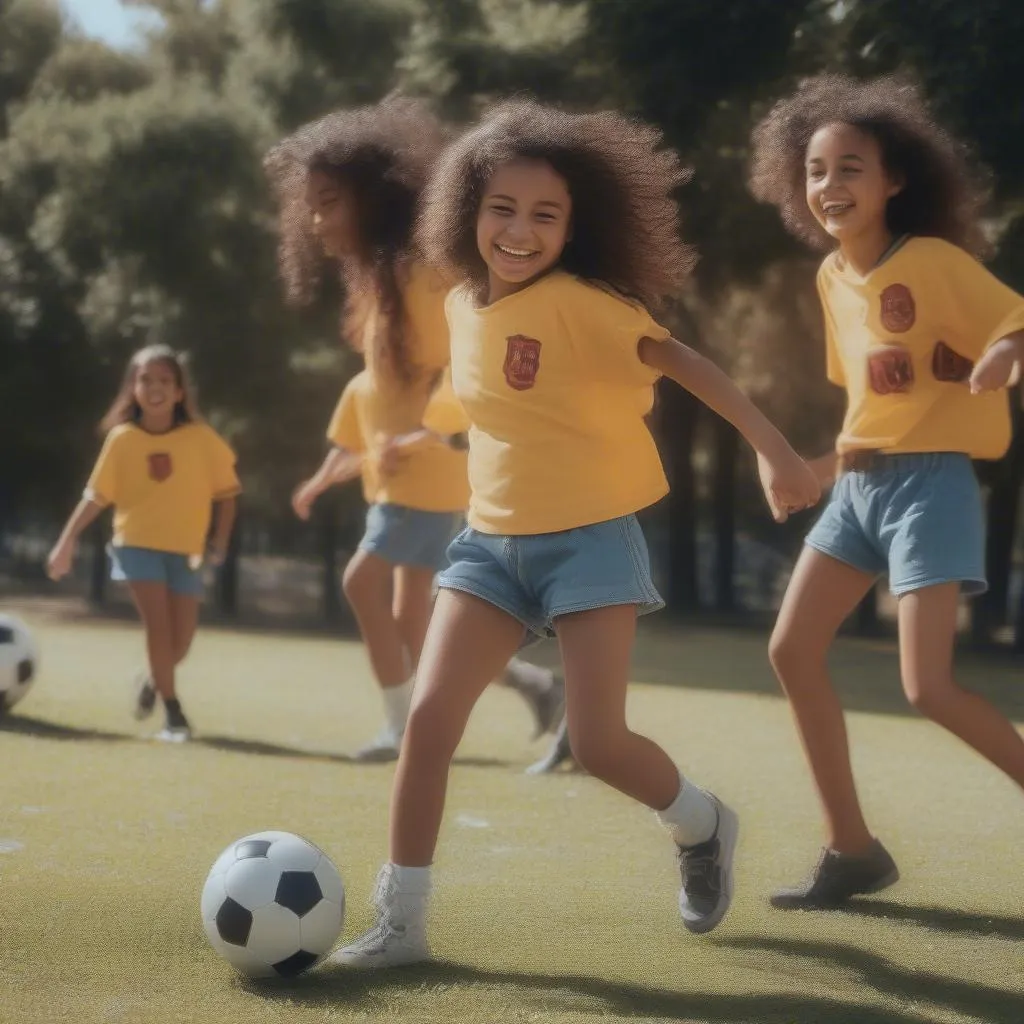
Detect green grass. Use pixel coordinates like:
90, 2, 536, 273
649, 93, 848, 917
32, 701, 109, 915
1, 601, 1022, 1024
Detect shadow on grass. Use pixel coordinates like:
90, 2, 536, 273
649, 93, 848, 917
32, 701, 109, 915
0, 715, 509, 769
840, 898, 1024, 942
239, 960, 935, 1024
719, 935, 1021, 1024
0, 713, 130, 743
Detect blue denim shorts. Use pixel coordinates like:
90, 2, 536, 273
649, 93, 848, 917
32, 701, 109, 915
109, 545, 204, 597
804, 452, 986, 596
437, 514, 664, 638
359, 503, 463, 572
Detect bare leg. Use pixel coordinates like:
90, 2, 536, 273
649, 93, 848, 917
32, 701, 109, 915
769, 548, 877, 854
556, 605, 678, 808
342, 550, 409, 688
389, 589, 525, 866
899, 584, 1024, 788
392, 564, 435, 670
168, 592, 200, 666
127, 582, 177, 701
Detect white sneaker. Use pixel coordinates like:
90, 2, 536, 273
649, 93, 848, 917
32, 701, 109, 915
353, 727, 402, 763
153, 725, 191, 743
328, 865, 430, 969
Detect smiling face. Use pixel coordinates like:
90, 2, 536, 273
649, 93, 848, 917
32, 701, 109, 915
475, 158, 572, 302
133, 358, 182, 422
805, 122, 903, 250
305, 167, 359, 260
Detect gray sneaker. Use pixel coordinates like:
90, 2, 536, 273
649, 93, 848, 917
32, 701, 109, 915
502, 661, 565, 740
676, 793, 739, 934
525, 715, 575, 775
133, 674, 157, 721
771, 839, 899, 910
354, 728, 402, 763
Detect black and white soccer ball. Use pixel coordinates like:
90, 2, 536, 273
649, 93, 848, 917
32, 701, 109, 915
0, 613, 38, 716
201, 831, 345, 978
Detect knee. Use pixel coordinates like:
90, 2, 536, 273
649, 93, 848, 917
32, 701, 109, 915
403, 697, 462, 763
768, 625, 824, 689
342, 557, 380, 608
903, 678, 955, 720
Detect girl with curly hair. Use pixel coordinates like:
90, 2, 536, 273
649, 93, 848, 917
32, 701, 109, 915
47, 345, 240, 742
749, 73, 1024, 909
333, 99, 820, 968
264, 97, 564, 763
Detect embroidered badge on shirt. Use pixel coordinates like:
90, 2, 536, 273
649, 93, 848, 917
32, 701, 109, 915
503, 335, 542, 391
867, 345, 914, 395
879, 283, 916, 333
147, 452, 173, 482
932, 341, 974, 383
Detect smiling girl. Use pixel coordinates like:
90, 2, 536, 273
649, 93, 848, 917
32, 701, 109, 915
332, 99, 820, 968
47, 345, 240, 741
750, 73, 1024, 908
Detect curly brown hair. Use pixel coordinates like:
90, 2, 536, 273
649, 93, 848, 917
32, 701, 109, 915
418, 98, 696, 309
264, 95, 448, 385
749, 73, 990, 257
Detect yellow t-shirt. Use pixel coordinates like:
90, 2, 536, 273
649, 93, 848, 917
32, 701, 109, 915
819, 236, 1024, 459
326, 370, 470, 512
86, 422, 241, 557
444, 270, 671, 535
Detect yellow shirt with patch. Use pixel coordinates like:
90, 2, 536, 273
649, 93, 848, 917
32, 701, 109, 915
443, 270, 671, 535
818, 236, 1024, 459
86, 422, 240, 557
326, 262, 470, 512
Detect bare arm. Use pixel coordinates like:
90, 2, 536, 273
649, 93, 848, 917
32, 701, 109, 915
47, 497, 106, 580
639, 336, 822, 520
208, 496, 237, 565
970, 328, 1024, 392
292, 447, 363, 521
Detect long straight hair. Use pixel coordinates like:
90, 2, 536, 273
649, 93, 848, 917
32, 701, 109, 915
99, 345, 201, 434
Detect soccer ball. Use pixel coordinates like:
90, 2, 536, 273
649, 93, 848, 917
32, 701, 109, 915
201, 830, 345, 979
0, 613, 38, 715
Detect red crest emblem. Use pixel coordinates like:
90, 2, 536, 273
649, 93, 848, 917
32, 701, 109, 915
867, 346, 914, 396
932, 341, 974, 383
503, 335, 542, 391
147, 452, 173, 482
879, 283, 915, 333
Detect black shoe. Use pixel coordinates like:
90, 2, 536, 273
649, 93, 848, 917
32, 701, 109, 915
771, 839, 899, 910
132, 674, 157, 721
525, 716, 574, 774
676, 794, 739, 934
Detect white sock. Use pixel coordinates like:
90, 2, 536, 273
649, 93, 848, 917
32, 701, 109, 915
500, 658, 553, 693
381, 678, 414, 735
656, 772, 718, 847
390, 863, 431, 895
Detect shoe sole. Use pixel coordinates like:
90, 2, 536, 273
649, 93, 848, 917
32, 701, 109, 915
327, 946, 431, 970
353, 748, 400, 764
769, 865, 901, 911
680, 800, 739, 935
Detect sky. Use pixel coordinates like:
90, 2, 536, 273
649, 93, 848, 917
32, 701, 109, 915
60, 0, 162, 49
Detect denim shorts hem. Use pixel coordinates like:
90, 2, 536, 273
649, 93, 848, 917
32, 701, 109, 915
109, 545, 204, 597
890, 574, 988, 598
548, 594, 666, 621
436, 576, 544, 636
803, 537, 881, 578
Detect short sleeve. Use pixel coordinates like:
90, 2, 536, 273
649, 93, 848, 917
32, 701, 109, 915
816, 267, 846, 387
204, 427, 241, 499
571, 281, 668, 385
84, 430, 121, 506
404, 266, 452, 374
423, 368, 471, 436
326, 378, 365, 451
932, 242, 1024, 359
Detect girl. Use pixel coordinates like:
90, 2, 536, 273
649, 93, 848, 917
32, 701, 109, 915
333, 99, 820, 968
265, 97, 564, 763
47, 345, 240, 742
749, 73, 1024, 908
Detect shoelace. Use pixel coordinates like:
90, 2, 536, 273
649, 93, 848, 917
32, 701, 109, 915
681, 842, 722, 899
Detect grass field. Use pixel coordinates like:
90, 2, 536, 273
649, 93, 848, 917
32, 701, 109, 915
1, 600, 1022, 1024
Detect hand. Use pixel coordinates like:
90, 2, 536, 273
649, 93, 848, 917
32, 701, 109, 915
47, 539, 75, 581
291, 479, 319, 521
207, 542, 228, 567
970, 338, 1022, 393
375, 434, 407, 478
757, 450, 822, 524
